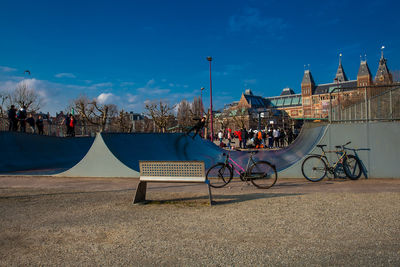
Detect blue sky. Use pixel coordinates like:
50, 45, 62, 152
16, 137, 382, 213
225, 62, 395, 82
0, 0, 399, 115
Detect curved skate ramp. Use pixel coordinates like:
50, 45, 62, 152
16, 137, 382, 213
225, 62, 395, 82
100, 124, 326, 176
58, 133, 140, 177
0, 131, 94, 175
101, 132, 226, 174
228, 124, 327, 172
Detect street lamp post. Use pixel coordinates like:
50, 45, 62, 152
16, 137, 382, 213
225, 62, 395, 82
207, 56, 214, 141
200, 87, 205, 116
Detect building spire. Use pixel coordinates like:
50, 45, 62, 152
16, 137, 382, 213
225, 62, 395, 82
375, 46, 392, 84
334, 53, 348, 83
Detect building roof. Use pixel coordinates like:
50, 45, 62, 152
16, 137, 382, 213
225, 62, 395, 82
313, 80, 357, 95
375, 56, 391, 81
266, 94, 302, 108
358, 60, 372, 77
243, 94, 270, 108
280, 87, 296, 96
334, 62, 348, 82
301, 70, 315, 85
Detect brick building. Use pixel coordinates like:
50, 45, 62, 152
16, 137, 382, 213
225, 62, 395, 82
221, 51, 394, 130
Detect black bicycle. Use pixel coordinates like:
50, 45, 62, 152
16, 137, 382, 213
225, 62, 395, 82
301, 142, 362, 182
206, 150, 278, 189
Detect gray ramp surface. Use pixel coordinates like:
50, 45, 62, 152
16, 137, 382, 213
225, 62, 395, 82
0, 131, 94, 175
101, 124, 325, 175
59, 133, 139, 177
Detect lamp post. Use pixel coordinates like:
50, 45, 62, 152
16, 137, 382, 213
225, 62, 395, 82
200, 87, 205, 116
207, 56, 214, 141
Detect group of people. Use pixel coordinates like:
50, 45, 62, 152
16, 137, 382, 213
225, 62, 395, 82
8, 105, 77, 137
7, 105, 44, 134
217, 127, 299, 150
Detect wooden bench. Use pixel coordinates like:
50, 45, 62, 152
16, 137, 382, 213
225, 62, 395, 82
133, 161, 214, 205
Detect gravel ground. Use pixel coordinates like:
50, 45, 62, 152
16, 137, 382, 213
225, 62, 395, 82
0, 177, 399, 266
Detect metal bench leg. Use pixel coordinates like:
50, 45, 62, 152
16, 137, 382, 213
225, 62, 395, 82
206, 180, 215, 206
133, 181, 147, 204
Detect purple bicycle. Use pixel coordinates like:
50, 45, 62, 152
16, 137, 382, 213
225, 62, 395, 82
206, 150, 277, 189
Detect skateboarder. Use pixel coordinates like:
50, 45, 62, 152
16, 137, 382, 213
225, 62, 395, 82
186, 116, 207, 139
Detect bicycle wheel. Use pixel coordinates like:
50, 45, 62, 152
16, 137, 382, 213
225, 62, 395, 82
333, 163, 347, 179
249, 161, 277, 189
206, 163, 233, 188
343, 155, 362, 180
301, 155, 327, 182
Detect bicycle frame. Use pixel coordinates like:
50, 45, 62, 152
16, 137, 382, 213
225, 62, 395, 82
313, 146, 349, 173
223, 152, 257, 180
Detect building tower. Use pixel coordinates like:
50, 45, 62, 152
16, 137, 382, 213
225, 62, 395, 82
301, 69, 315, 116
357, 59, 372, 87
374, 47, 393, 85
334, 54, 348, 83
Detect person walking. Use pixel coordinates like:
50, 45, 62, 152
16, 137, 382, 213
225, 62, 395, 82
237, 129, 243, 149
7, 105, 18, 131
267, 129, 274, 149
36, 115, 44, 135
273, 128, 280, 148
227, 128, 232, 149
280, 128, 286, 147
241, 128, 248, 149
17, 106, 27, 133
287, 128, 294, 145
217, 130, 223, 146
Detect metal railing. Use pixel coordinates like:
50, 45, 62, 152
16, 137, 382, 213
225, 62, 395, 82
329, 84, 400, 122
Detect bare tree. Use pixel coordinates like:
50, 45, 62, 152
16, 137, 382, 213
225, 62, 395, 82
191, 96, 203, 118
231, 107, 249, 130
0, 91, 9, 118
73, 95, 118, 132
177, 100, 192, 130
10, 82, 42, 111
145, 100, 175, 133
116, 110, 133, 133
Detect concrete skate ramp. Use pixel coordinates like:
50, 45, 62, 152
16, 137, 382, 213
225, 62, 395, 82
279, 121, 400, 178
228, 123, 327, 173
101, 133, 226, 175
58, 133, 140, 177
0, 131, 94, 175
100, 124, 326, 177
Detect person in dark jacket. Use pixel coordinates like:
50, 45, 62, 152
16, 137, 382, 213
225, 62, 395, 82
17, 106, 27, 132
186, 116, 207, 139
7, 105, 18, 131
241, 128, 248, 149
26, 114, 35, 133
36, 115, 44, 135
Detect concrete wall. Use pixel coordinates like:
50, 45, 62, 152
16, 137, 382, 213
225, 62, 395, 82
279, 121, 400, 178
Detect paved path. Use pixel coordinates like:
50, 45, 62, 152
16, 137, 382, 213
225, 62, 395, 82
1, 176, 399, 266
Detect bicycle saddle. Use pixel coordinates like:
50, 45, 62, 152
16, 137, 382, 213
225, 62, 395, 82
316, 144, 327, 148
335, 145, 342, 149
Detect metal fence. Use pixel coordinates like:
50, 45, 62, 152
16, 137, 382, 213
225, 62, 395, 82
330, 84, 400, 122
0, 118, 100, 137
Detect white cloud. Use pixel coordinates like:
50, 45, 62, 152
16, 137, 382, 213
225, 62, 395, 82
126, 93, 138, 103
55, 72, 76, 78
97, 93, 116, 104
0, 66, 17, 72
